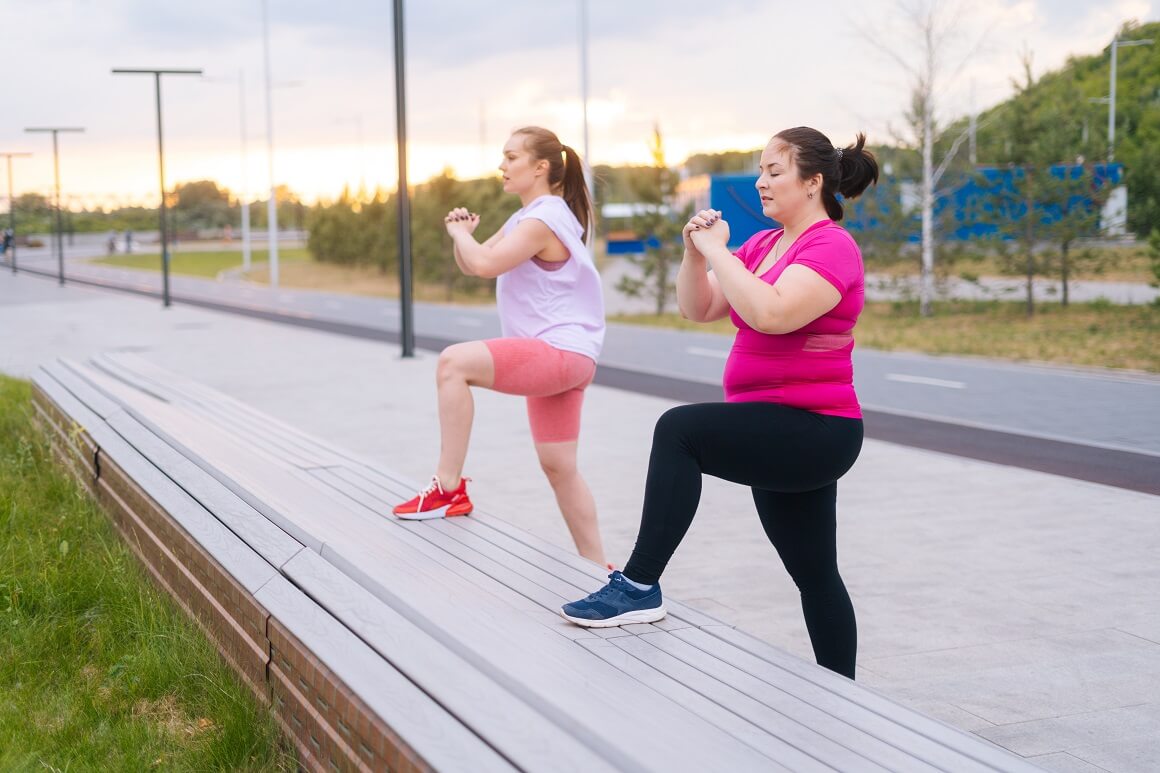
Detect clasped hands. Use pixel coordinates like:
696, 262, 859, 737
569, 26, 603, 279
444, 207, 480, 237
683, 209, 730, 258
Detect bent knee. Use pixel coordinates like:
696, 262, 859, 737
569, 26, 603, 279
653, 404, 698, 445
437, 344, 474, 382
539, 457, 578, 484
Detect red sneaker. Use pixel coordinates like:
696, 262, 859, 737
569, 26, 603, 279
393, 476, 473, 520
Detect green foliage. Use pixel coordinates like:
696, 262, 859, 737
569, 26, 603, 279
615, 158, 692, 315
0, 376, 294, 770
173, 180, 234, 230
306, 172, 517, 299
967, 21, 1160, 233
981, 54, 1113, 313
1148, 228, 1160, 296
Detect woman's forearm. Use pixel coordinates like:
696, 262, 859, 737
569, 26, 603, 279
452, 241, 473, 276
704, 244, 776, 331
451, 232, 487, 276
676, 251, 714, 321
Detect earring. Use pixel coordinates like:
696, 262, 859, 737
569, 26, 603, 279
808, 191, 814, 199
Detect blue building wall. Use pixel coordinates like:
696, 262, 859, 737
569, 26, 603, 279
614, 164, 1126, 250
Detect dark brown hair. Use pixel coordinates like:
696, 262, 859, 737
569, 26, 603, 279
513, 126, 594, 241
773, 127, 879, 221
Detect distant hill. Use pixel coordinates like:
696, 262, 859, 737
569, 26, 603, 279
966, 20, 1159, 235
671, 21, 1159, 235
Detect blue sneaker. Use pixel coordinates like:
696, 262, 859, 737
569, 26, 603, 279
561, 571, 666, 627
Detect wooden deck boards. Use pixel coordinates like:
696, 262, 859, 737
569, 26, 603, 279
28, 354, 1042, 773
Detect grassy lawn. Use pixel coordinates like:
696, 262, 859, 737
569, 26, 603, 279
612, 300, 1159, 373
92, 247, 495, 305
0, 376, 295, 771
94, 248, 310, 279
868, 243, 1154, 283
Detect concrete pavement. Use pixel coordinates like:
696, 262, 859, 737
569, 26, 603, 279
3, 270, 1158, 772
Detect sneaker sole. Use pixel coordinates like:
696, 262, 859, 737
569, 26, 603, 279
560, 605, 667, 628
393, 504, 472, 521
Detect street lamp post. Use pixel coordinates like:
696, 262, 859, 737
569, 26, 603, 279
24, 127, 84, 286
261, 0, 280, 287
204, 71, 253, 272
239, 70, 253, 273
1105, 35, 1153, 162
393, 0, 414, 358
578, 0, 593, 198
1, 152, 32, 274
112, 68, 203, 308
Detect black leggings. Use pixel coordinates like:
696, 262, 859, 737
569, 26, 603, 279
623, 402, 864, 679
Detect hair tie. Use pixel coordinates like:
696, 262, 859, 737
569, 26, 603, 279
835, 147, 844, 161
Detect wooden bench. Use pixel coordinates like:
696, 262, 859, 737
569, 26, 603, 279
31, 353, 1042, 772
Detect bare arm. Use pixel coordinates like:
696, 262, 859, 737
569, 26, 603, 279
453, 224, 503, 274
449, 216, 556, 279
676, 210, 731, 322
691, 222, 841, 334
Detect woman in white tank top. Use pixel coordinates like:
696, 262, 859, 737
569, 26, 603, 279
391, 127, 611, 569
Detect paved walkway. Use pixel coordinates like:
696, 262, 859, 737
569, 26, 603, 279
3, 270, 1157, 772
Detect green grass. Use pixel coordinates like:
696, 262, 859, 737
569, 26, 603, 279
93, 248, 310, 278
612, 300, 1160, 373
0, 376, 296, 771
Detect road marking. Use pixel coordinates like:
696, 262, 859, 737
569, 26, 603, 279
686, 346, 729, 359
455, 317, 483, 327
325, 300, 343, 310
886, 373, 966, 389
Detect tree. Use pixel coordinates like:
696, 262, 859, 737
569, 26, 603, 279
173, 180, 233, 231
861, 0, 988, 316
1147, 228, 1160, 298
614, 126, 692, 315
988, 54, 1111, 313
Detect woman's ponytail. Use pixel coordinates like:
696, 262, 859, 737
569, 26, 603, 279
836, 133, 879, 201
561, 144, 594, 242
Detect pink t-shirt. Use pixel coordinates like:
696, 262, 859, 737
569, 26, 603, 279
723, 220, 865, 418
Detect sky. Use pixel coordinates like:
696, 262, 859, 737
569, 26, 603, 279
2, 0, 1156, 207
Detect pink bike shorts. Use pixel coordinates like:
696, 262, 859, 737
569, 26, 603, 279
484, 337, 597, 443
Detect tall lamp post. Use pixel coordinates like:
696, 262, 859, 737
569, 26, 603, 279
24, 127, 84, 286
112, 67, 203, 308
205, 71, 254, 272
260, 0, 281, 287
1105, 35, 1153, 162
393, 0, 414, 357
1, 151, 32, 274
578, 0, 593, 199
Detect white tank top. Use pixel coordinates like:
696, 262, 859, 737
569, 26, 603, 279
495, 195, 605, 361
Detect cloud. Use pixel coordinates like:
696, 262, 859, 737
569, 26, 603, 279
5, 0, 1157, 201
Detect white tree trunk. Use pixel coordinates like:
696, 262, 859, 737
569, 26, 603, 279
920, 99, 935, 317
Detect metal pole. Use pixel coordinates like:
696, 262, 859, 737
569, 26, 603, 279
6, 156, 12, 273
1109, 39, 1117, 163
23, 128, 83, 284
154, 73, 172, 307
393, 0, 414, 358
239, 69, 252, 272
579, 0, 592, 197
52, 132, 64, 285
261, 0, 280, 286
2, 152, 32, 273
113, 69, 201, 307
1106, 37, 1153, 163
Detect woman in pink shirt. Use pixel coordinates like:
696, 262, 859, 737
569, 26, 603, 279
392, 127, 610, 568
562, 127, 879, 680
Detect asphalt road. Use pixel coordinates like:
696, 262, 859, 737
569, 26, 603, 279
10, 251, 1159, 494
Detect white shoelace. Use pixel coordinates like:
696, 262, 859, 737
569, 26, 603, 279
415, 475, 444, 510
